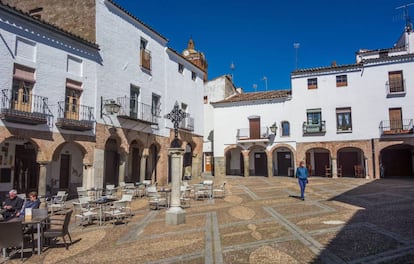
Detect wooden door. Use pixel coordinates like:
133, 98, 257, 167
389, 108, 402, 130
12, 82, 32, 112
277, 152, 292, 176
59, 154, 70, 189
65, 89, 80, 120
314, 152, 329, 176
249, 118, 260, 139
254, 152, 267, 176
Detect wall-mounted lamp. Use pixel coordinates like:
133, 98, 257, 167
269, 122, 278, 134
100, 96, 121, 118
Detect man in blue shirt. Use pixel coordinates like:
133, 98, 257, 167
296, 161, 309, 201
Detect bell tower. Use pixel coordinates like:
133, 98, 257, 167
182, 38, 208, 81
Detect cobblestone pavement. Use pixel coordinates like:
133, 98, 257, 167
3, 176, 414, 264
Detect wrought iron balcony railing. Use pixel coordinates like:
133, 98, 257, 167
116, 96, 159, 124
379, 119, 413, 135
303, 120, 326, 134
56, 101, 94, 131
0, 89, 53, 126
236, 127, 270, 141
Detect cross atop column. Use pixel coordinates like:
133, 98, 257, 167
165, 101, 188, 147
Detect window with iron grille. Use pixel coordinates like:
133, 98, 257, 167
307, 78, 317, 89
336, 75, 348, 87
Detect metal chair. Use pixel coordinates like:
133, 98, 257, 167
43, 209, 73, 249
213, 182, 226, 198
0, 221, 26, 261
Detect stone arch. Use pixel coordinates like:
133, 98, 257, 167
224, 145, 244, 176
379, 143, 414, 177
271, 144, 296, 176
248, 145, 268, 176
337, 147, 365, 177
127, 139, 145, 183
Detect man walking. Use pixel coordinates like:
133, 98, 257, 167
296, 161, 309, 201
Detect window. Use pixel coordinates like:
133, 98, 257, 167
336, 107, 352, 132
11, 64, 35, 112
151, 94, 160, 116
64, 80, 82, 120
191, 71, 196, 81
388, 71, 404, 93
140, 38, 151, 71
306, 109, 321, 124
130, 85, 140, 119
67, 56, 83, 76
281, 121, 290, 136
178, 63, 184, 73
15, 38, 36, 62
203, 95, 208, 104
307, 78, 317, 89
336, 75, 348, 87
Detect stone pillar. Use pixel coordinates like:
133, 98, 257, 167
140, 148, 149, 182
242, 150, 250, 177
83, 164, 93, 189
267, 152, 273, 178
38, 162, 48, 209
332, 158, 338, 178
166, 148, 185, 225
365, 157, 369, 179
119, 158, 126, 184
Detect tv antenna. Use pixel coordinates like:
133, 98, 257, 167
230, 62, 235, 81
396, 3, 414, 31
262, 76, 268, 91
293, 43, 300, 70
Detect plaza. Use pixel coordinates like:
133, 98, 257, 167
3, 176, 414, 263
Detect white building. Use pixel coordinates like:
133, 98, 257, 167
211, 27, 414, 179
0, 0, 205, 197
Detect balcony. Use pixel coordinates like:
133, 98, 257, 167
140, 48, 152, 71
236, 127, 270, 142
0, 89, 52, 125
303, 121, 326, 135
116, 96, 159, 125
179, 116, 194, 131
55, 101, 94, 131
379, 119, 413, 135
386, 79, 406, 98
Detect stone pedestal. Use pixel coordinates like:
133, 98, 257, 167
166, 148, 185, 225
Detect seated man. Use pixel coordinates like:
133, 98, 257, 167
1, 189, 24, 221
16, 191, 41, 219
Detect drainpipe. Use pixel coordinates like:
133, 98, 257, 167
371, 138, 376, 178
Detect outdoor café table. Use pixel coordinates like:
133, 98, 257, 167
9, 215, 49, 255
89, 198, 116, 226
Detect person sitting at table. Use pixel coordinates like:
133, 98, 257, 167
1, 189, 24, 221
16, 191, 41, 219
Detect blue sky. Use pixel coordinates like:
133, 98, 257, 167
115, 0, 412, 92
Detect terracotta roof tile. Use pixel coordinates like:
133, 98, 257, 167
213, 90, 291, 104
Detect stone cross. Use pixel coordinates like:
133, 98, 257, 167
165, 101, 188, 147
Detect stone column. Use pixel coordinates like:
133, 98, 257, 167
119, 158, 126, 184
83, 164, 93, 189
267, 152, 273, 178
166, 148, 185, 225
365, 157, 369, 179
242, 150, 250, 177
140, 148, 149, 182
332, 158, 338, 178
38, 162, 48, 208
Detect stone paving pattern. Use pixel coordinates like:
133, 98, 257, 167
3, 177, 414, 264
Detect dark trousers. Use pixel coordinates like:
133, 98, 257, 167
298, 178, 307, 199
